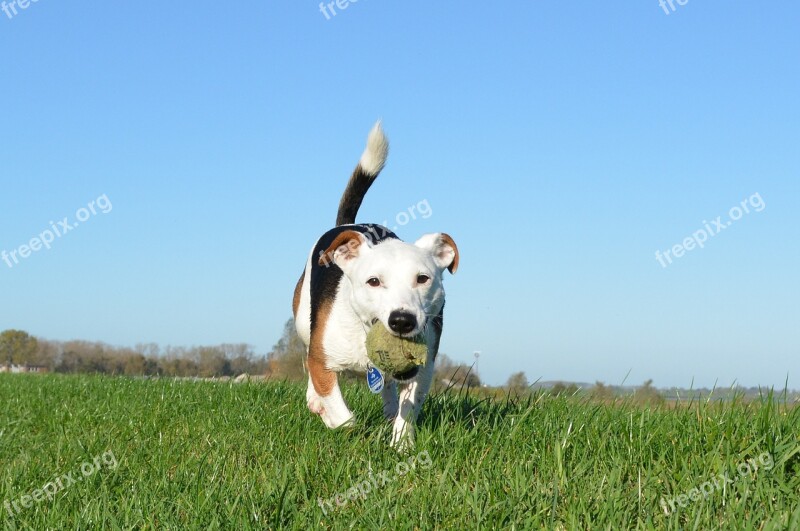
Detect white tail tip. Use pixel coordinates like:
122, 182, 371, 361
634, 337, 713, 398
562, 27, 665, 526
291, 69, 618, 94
359, 120, 389, 176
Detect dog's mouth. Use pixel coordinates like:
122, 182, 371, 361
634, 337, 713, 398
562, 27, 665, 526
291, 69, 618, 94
392, 366, 420, 382
370, 317, 426, 339
367, 318, 425, 382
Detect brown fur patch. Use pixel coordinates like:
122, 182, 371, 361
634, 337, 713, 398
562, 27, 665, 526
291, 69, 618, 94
318, 230, 364, 267
292, 271, 305, 318
307, 298, 336, 396
441, 233, 460, 274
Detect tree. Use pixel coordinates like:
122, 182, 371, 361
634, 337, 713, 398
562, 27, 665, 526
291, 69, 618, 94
0, 330, 39, 368
506, 371, 529, 393
197, 347, 231, 378
56, 349, 86, 374
591, 381, 615, 401
32, 340, 58, 370
633, 379, 664, 406
433, 354, 481, 390
123, 354, 147, 376
268, 319, 307, 380
551, 382, 579, 397
160, 357, 198, 377
134, 343, 160, 358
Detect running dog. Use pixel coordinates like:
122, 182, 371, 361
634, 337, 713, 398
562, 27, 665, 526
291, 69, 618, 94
292, 122, 459, 448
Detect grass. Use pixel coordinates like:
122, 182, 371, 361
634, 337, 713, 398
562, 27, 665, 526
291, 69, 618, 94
0, 374, 798, 529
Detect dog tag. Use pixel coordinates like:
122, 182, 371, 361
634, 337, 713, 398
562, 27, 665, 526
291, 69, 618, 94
366, 365, 384, 394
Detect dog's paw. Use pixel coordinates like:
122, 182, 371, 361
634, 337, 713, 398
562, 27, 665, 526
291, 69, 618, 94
383, 403, 398, 421
390, 422, 415, 452
307, 397, 325, 416
322, 409, 355, 430
308, 396, 354, 429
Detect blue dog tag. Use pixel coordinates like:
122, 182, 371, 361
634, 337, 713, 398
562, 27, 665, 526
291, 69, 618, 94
366, 365, 384, 394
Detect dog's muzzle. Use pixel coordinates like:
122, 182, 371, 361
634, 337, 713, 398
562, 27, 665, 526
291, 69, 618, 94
388, 310, 417, 335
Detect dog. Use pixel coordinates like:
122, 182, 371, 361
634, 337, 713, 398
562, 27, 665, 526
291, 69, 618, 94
292, 122, 459, 448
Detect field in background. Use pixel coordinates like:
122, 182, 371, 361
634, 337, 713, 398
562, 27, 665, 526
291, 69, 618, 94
1, 374, 798, 529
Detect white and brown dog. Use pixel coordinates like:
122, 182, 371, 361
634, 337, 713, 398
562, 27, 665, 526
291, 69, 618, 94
292, 122, 459, 448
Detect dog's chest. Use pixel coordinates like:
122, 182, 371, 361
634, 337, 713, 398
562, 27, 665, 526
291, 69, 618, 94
322, 296, 370, 372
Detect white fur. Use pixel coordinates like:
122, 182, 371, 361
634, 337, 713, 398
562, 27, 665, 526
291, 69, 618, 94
306, 377, 354, 429
389, 331, 437, 448
334, 237, 447, 338
358, 121, 389, 176
323, 283, 371, 372
295, 250, 314, 346
414, 233, 457, 271
296, 234, 454, 447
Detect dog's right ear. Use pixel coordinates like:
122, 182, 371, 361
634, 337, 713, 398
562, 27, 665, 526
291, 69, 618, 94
319, 230, 368, 270
415, 233, 459, 274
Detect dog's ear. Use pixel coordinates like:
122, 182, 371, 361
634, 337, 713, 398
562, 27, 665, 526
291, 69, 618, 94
414, 233, 459, 274
319, 230, 369, 270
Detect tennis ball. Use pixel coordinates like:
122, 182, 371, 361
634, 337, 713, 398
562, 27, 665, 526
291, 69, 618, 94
366, 322, 428, 374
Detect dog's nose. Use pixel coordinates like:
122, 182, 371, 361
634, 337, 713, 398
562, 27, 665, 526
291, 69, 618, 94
388, 311, 417, 335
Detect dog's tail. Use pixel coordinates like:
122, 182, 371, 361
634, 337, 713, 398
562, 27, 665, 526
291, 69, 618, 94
336, 121, 389, 226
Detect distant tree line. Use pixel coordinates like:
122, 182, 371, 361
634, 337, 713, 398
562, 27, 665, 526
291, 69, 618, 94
0, 329, 268, 378
4, 328, 787, 403
1, 322, 485, 387
502, 373, 666, 405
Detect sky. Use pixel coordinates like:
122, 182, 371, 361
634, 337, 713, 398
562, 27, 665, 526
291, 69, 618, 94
1, 1, 798, 389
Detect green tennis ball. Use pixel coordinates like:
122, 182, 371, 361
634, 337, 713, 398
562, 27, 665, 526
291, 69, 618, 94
366, 323, 428, 374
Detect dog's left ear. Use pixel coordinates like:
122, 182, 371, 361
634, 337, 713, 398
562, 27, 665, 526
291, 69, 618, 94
415, 233, 459, 274
319, 230, 369, 270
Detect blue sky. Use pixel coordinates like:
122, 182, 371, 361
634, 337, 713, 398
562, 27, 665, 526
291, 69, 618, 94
1, 1, 798, 389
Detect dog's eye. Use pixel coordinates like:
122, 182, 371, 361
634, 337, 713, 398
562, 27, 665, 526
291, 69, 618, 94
366, 277, 381, 287
416, 274, 431, 285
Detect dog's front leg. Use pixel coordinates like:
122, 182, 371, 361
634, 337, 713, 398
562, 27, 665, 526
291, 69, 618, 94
390, 361, 435, 450
381, 379, 399, 420
306, 354, 354, 429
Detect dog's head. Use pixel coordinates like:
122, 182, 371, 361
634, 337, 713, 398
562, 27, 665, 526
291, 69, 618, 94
319, 231, 459, 338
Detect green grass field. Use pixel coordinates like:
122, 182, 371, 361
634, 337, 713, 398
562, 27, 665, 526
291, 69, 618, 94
1, 374, 798, 529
